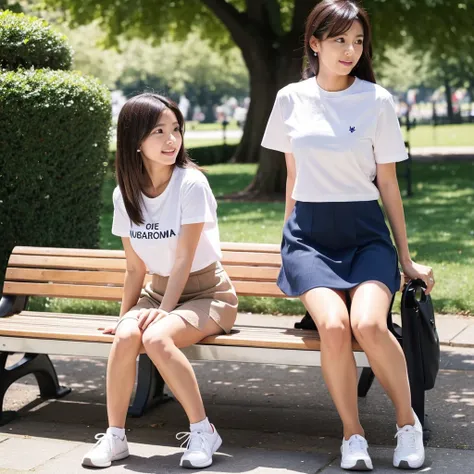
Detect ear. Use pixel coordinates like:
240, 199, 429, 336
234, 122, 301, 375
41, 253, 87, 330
309, 36, 319, 54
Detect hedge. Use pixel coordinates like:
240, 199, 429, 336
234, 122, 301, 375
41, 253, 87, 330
188, 144, 238, 166
0, 11, 73, 70
108, 144, 238, 169
0, 68, 111, 289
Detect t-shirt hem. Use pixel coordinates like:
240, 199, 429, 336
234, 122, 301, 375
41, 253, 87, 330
375, 154, 408, 164
261, 142, 292, 154
112, 229, 129, 237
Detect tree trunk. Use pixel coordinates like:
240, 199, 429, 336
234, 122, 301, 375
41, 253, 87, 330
202, 0, 314, 198
444, 78, 454, 123
231, 40, 304, 198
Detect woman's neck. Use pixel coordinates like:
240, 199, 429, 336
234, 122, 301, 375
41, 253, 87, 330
316, 71, 354, 92
143, 162, 174, 197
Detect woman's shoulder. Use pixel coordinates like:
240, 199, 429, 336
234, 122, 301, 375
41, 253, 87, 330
277, 77, 313, 99
357, 78, 394, 101
178, 165, 210, 188
112, 185, 124, 205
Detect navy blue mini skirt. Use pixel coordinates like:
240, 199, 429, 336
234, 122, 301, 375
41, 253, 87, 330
278, 200, 401, 296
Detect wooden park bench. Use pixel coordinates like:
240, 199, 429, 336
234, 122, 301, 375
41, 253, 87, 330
0, 244, 429, 438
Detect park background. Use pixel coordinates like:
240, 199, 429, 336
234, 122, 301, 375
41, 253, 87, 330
1, 0, 473, 317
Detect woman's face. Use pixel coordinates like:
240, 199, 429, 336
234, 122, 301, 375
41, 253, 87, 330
139, 108, 183, 166
310, 20, 364, 77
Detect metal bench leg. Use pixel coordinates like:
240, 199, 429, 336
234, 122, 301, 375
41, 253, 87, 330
0, 352, 71, 426
357, 367, 375, 397
128, 354, 172, 417
411, 378, 429, 443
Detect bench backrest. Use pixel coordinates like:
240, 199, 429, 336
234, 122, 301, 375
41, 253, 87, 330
3, 244, 286, 301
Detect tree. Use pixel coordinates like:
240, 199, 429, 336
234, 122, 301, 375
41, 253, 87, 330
42, 0, 474, 198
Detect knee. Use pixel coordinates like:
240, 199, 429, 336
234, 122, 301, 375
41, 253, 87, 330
113, 327, 141, 355
318, 317, 351, 352
142, 331, 173, 362
351, 317, 388, 345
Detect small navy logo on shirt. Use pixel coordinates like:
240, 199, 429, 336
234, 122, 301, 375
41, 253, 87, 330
349, 126, 356, 133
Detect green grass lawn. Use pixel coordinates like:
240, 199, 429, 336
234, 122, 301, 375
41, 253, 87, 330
37, 160, 474, 317
186, 138, 241, 149
405, 123, 474, 148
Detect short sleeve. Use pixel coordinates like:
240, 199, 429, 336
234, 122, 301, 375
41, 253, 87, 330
374, 94, 408, 164
181, 177, 217, 225
112, 187, 131, 237
261, 91, 292, 153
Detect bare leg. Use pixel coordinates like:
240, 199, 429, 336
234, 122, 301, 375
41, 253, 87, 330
106, 312, 143, 428
300, 288, 363, 439
350, 281, 414, 427
142, 314, 222, 423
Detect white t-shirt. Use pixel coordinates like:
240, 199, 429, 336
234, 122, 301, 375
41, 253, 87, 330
112, 166, 222, 276
261, 77, 408, 202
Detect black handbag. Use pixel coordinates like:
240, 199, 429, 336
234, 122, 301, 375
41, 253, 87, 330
399, 279, 440, 390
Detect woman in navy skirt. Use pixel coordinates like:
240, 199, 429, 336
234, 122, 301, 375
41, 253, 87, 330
262, 1, 434, 471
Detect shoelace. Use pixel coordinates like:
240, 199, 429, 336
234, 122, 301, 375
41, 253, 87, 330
395, 427, 417, 449
176, 431, 206, 451
91, 433, 111, 449
347, 436, 367, 454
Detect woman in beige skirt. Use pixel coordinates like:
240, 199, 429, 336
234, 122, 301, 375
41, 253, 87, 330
82, 93, 238, 469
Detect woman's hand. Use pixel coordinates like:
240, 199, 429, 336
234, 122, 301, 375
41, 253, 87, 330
102, 326, 117, 335
137, 308, 169, 331
401, 259, 435, 295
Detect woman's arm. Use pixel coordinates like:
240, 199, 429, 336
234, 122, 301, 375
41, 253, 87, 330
103, 238, 146, 334
284, 153, 297, 222
120, 237, 147, 316
137, 222, 205, 330
376, 163, 435, 294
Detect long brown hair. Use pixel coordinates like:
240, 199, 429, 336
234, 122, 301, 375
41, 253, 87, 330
303, 0, 376, 83
115, 93, 197, 225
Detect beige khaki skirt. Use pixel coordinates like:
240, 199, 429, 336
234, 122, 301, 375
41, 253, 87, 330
130, 262, 238, 334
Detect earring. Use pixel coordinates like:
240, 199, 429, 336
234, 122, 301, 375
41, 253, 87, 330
314, 51, 318, 57
137, 149, 141, 152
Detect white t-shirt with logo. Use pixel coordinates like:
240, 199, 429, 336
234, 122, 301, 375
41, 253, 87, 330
112, 166, 222, 276
261, 77, 407, 202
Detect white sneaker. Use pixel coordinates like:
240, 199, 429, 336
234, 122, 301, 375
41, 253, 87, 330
177, 424, 222, 468
340, 434, 373, 471
393, 411, 425, 469
81, 431, 129, 468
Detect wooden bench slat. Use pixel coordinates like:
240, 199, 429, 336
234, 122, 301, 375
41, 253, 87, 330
12, 243, 281, 258
4, 280, 284, 299
8, 255, 126, 271
5, 266, 280, 286
221, 242, 280, 253
0, 313, 362, 351
13, 247, 126, 258
221, 251, 281, 266
6, 268, 128, 285
3, 282, 123, 300
10, 253, 281, 271
232, 281, 285, 297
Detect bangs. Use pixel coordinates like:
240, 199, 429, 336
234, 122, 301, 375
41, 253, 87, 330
318, 3, 360, 38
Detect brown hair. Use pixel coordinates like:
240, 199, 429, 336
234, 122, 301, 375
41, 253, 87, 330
303, 0, 375, 83
115, 93, 197, 225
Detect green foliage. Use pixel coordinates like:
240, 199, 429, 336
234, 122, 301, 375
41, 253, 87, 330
188, 144, 238, 167
0, 68, 111, 289
117, 34, 248, 119
0, 10, 73, 70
